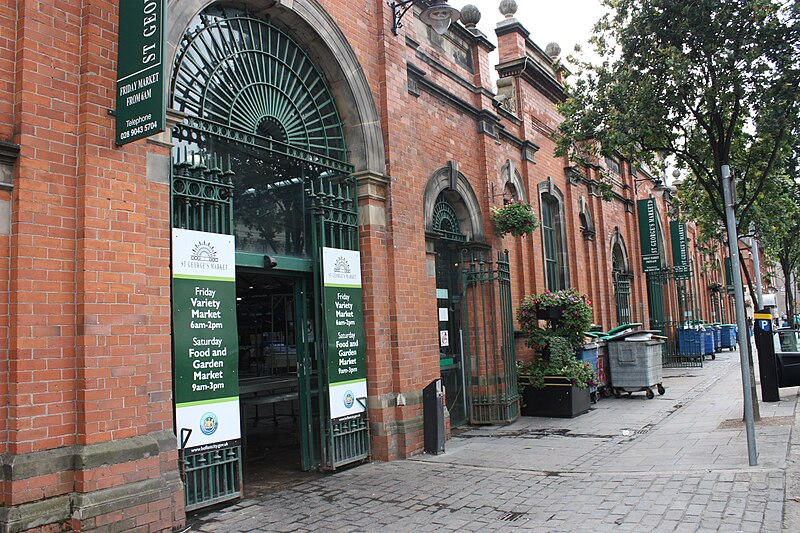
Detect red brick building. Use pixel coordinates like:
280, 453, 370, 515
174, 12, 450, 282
0, 1, 732, 530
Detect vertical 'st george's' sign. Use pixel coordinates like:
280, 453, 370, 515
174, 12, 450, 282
115, 0, 166, 145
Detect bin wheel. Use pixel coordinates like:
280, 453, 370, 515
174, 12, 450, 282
646, 388, 655, 399
614, 388, 622, 398
657, 384, 665, 395
711, 354, 716, 360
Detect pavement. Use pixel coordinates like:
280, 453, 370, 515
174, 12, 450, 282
185, 345, 800, 532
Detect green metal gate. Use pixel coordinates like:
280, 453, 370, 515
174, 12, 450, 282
170, 4, 364, 505
461, 251, 519, 424
172, 149, 243, 510
309, 176, 371, 468
614, 272, 633, 326
647, 265, 704, 368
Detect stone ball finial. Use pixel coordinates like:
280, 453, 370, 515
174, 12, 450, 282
545, 42, 562, 60
460, 4, 481, 28
499, 0, 518, 19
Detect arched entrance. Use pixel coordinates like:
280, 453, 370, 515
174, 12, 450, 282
424, 168, 518, 427
610, 229, 633, 326
169, 4, 373, 508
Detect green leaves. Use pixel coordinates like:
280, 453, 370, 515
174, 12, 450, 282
558, 0, 800, 226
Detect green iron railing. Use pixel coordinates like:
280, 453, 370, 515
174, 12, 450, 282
461, 250, 519, 424
614, 272, 633, 326
647, 266, 704, 368
172, 149, 242, 510
308, 175, 370, 469
182, 448, 242, 512
172, 148, 234, 233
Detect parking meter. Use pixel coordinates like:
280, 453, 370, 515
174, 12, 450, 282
754, 311, 779, 402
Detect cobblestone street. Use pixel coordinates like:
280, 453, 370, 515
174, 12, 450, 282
187, 350, 800, 532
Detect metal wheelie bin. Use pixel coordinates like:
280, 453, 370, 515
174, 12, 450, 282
607, 330, 666, 399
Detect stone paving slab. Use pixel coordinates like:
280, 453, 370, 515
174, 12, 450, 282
187, 349, 800, 532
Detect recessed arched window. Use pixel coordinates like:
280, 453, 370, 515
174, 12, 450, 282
539, 182, 568, 290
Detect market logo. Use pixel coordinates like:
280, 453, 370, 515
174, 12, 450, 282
343, 390, 355, 409
333, 257, 351, 274
191, 241, 219, 263
200, 412, 219, 435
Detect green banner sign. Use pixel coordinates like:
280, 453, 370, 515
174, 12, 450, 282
725, 256, 734, 294
637, 198, 661, 272
172, 229, 240, 454
670, 221, 691, 280
322, 247, 367, 420
115, 0, 166, 145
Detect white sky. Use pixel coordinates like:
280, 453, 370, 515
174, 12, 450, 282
463, 0, 608, 65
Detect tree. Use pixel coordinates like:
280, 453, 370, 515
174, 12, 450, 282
557, 0, 800, 425
757, 175, 800, 322
557, 0, 800, 235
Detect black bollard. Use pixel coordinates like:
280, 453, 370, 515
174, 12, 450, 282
754, 310, 780, 402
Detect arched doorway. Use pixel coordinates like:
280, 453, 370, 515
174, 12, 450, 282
169, 4, 372, 507
424, 168, 518, 427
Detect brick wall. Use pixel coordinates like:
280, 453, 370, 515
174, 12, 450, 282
2, 1, 182, 531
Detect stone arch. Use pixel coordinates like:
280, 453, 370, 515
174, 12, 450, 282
579, 197, 595, 240
423, 164, 485, 242
499, 160, 528, 203
610, 227, 631, 274
166, 0, 385, 176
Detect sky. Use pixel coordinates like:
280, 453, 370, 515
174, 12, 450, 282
463, 0, 608, 64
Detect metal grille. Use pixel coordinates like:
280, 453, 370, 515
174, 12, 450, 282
432, 199, 467, 243
182, 448, 242, 512
308, 175, 370, 469
647, 266, 704, 368
330, 416, 371, 468
172, 148, 234, 233
171, 6, 347, 163
461, 251, 519, 424
614, 272, 633, 326
172, 149, 242, 510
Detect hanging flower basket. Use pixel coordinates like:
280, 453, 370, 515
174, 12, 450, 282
490, 200, 539, 238
517, 288, 593, 349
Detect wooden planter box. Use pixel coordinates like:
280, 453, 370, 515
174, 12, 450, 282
519, 376, 590, 418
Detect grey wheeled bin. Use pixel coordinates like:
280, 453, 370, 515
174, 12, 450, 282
607, 332, 665, 399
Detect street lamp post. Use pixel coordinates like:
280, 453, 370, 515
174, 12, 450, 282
722, 165, 758, 466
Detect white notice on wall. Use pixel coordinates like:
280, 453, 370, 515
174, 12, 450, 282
440, 330, 449, 347
438, 307, 449, 322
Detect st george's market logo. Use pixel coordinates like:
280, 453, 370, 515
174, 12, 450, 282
180, 240, 230, 272
329, 256, 358, 283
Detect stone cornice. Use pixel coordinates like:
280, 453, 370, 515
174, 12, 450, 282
0, 140, 20, 166
407, 63, 500, 138
496, 57, 566, 104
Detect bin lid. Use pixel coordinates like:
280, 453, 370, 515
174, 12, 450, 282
606, 329, 662, 341
605, 323, 643, 336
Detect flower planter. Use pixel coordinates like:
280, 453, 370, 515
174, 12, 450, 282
536, 305, 564, 320
519, 376, 590, 418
